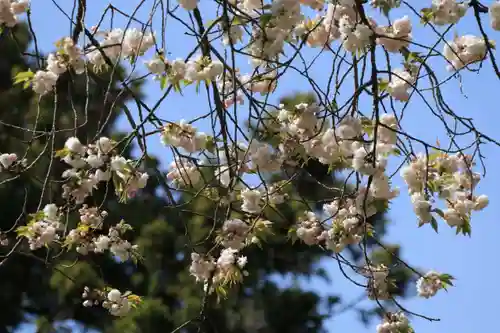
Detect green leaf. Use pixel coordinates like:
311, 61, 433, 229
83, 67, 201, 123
405, 51, 423, 64
427, 180, 438, 193
232, 16, 246, 26
259, 13, 273, 27
363, 124, 374, 137
391, 148, 402, 156
440, 273, 454, 289
55, 147, 70, 158
420, 8, 434, 25
427, 149, 442, 162
461, 220, 471, 237
16, 225, 31, 238
432, 208, 445, 219
360, 116, 374, 137
205, 136, 216, 154
439, 273, 454, 284
381, 4, 391, 17
287, 227, 298, 245
159, 76, 167, 90
254, 237, 263, 249
373, 199, 389, 213
378, 78, 389, 93
216, 286, 228, 299
13, 69, 34, 88
430, 216, 439, 233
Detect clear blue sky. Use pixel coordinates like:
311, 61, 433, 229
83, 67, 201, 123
17, 1, 500, 332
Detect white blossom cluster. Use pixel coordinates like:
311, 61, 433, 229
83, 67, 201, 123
161, 120, 208, 153
216, 68, 278, 108
0, 232, 8, 246
31, 70, 58, 96
295, 7, 340, 48
184, 55, 224, 82
103, 289, 132, 316
241, 188, 263, 214
59, 136, 149, 203
401, 152, 488, 231
145, 54, 223, 85
145, 54, 187, 84
103, 156, 149, 198
244, 71, 278, 95
243, 0, 303, 67
221, 20, 244, 46
18, 204, 61, 250
265, 184, 287, 206
95, 221, 139, 262
214, 144, 251, 187
491, 1, 500, 31
294, 1, 379, 52
32, 37, 85, 95
370, 0, 400, 11
375, 16, 412, 53
278, 102, 321, 138
361, 264, 391, 301
0, 152, 19, 171
189, 216, 272, 291
65, 209, 138, 262
376, 312, 413, 333
189, 248, 248, 290
320, 192, 378, 253
31, 28, 155, 95
87, 28, 155, 68
65, 206, 107, 254
443, 35, 488, 71
299, 0, 324, 11
296, 211, 324, 246
167, 157, 203, 187
387, 68, 415, 102
177, 0, 198, 11
416, 270, 445, 298
189, 252, 217, 282
338, 9, 374, 53
47, 38, 86, 75
427, 0, 467, 26
219, 218, 250, 250
248, 141, 282, 172
78, 205, 106, 228
82, 287, 139, 317
296, 190, 377, 253
0, 0, 28, 27
216, 69, 246, 109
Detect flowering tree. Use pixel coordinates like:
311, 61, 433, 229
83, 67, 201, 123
0, 0, 499, 332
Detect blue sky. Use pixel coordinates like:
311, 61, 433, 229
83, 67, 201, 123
17, 1, 500, 332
